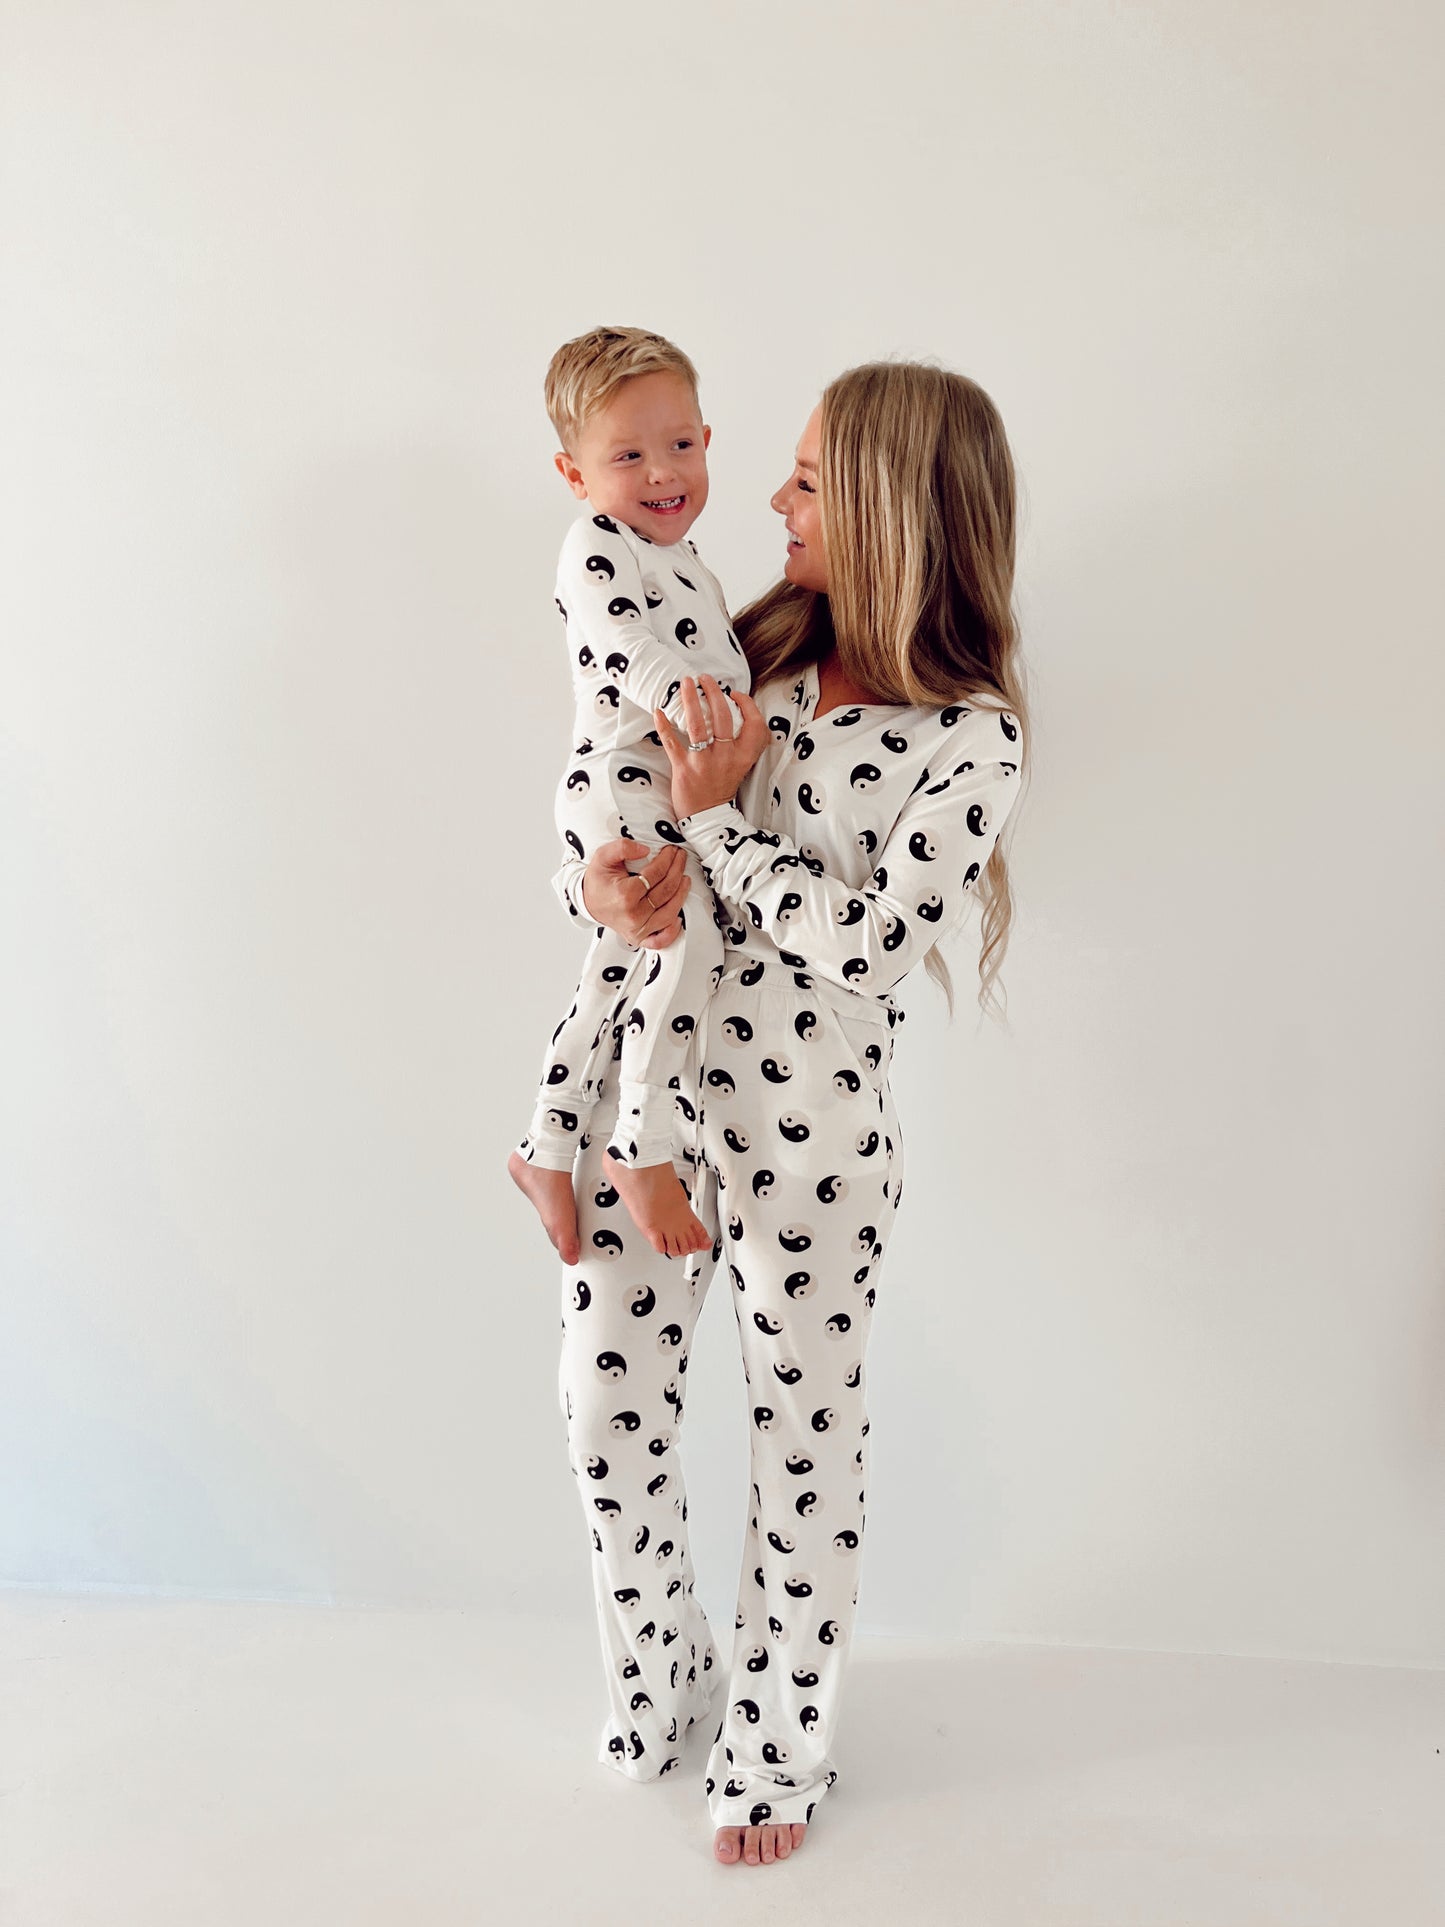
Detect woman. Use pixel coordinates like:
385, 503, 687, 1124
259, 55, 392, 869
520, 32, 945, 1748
548, 360, 1030, 1868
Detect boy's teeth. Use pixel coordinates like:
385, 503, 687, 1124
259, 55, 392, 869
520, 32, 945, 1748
646, 495, 683, 508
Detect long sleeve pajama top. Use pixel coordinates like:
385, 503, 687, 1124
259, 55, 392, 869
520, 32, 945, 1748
553, 654, 1023, 1021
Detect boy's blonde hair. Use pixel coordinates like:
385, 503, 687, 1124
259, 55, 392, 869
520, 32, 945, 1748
544, 326, 701, 454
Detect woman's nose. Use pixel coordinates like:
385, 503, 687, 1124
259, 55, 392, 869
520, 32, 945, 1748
770, 482, 788, 514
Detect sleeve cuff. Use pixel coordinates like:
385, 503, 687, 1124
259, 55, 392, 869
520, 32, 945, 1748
677, 798, 750, 846
551, 862, 588, 921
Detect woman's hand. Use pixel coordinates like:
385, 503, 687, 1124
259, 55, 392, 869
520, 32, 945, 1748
654, 674, 772, 819
579, 838, 691, 949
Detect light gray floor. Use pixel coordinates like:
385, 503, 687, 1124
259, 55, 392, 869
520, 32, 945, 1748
2, 1591, 1440, 1925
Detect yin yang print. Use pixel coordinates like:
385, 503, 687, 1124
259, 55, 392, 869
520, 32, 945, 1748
515, 510, 751, 1173
548, 659, 1024, 1835
557, 965, 903, 1832
670, 664, 1024, 1008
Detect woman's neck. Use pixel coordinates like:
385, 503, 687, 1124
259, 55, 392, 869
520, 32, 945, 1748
812, 649, 889, 718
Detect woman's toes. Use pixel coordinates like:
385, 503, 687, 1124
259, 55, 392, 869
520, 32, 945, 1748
714, 1819, 804, 1865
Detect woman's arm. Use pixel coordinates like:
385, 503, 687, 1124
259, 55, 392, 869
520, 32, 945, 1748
674, 708, 1023, 997
549, 673, 769, 944
552, 839, 693, 948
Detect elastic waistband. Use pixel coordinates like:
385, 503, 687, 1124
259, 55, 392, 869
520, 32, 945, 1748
714, 955, 902, 1030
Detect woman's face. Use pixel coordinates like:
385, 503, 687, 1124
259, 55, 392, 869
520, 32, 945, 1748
770, 403, 828, 593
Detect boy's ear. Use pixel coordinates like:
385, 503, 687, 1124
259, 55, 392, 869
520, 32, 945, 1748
555, 449, 588, 499
702, 424, 711, 449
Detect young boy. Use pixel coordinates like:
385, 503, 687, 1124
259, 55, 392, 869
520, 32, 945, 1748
507, 326, 748, 1264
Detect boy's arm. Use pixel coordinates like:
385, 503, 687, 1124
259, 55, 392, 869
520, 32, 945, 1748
552, 852, 591, 923
559, 515, 743, 736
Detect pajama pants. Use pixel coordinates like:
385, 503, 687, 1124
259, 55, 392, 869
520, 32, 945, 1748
519, 758, 725, 1171
555, 956, 906, 1830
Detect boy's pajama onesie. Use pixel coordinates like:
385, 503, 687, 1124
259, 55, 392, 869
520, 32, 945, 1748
517, 510, 749, 1173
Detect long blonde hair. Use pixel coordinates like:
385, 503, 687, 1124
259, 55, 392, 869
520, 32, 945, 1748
732, 359, 1032, 1023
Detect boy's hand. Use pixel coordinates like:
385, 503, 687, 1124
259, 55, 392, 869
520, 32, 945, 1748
580, 839, 690, 949
654, 675, 771, 819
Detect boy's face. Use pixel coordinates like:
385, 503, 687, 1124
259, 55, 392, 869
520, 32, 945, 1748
556, 370, 711, 544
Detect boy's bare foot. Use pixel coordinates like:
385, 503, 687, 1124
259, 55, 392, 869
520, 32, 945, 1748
609, 1157, 711, 1258
714, 1822, 806, 1865
507, 1152, 580, 1266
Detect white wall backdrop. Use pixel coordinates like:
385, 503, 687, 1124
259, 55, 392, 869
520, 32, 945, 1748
2, 0, 1442, 1666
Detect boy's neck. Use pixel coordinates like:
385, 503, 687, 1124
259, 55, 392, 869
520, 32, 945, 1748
588, 503, 699, 549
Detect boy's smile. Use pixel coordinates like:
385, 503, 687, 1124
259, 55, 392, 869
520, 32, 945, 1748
556, 370, 711, 544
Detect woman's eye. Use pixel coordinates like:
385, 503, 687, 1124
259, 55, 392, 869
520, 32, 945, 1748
797, 476, 814, 493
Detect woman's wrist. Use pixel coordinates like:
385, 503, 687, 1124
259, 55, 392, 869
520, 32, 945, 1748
677, 798, 747, 835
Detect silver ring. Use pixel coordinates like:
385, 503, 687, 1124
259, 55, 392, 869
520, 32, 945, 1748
686, 738, 712, 752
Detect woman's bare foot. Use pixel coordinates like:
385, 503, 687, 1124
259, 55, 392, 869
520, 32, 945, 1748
506, 1152, 580, 1266
609, 1157, 711, 1259
714, 1822, 806, 1866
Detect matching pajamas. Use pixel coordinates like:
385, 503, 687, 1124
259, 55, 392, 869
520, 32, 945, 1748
516, 510, 749, 1173
547, 655, 1025, 1830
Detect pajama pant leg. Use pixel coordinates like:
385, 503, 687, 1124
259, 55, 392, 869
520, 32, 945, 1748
555, 969, 904, 1828
696, 979, 905, 1831
557, 1090, 724, 1777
